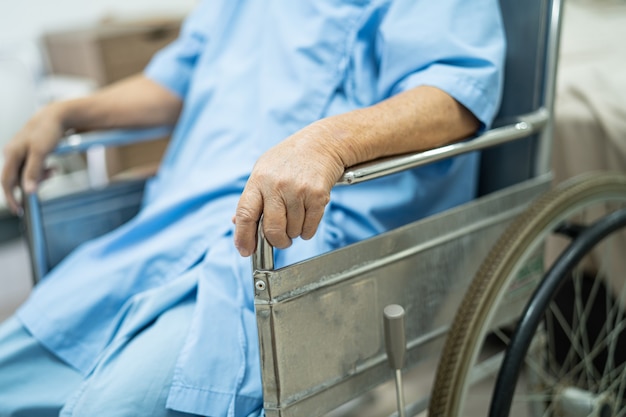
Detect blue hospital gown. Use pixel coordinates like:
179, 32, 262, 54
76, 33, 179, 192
17, 0, 505, 415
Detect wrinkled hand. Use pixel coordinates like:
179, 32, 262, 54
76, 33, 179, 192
234, 121, 347, 257
1, 105, 66, 214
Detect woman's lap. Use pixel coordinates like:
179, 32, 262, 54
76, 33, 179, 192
0, 293, 200, 417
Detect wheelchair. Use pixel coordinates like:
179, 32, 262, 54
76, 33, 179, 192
20, 0, 626, 415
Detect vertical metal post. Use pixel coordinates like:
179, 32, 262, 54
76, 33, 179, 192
535, 0, 564, 177
252, 216, 275, 272
23, 192, 48, 283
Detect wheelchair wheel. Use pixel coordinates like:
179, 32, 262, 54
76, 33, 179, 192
428, 171, 626, 417
489, 206, 626, 417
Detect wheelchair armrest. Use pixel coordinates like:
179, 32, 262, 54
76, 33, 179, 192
254, 107, 550, 271
53, 126, 174, 155
24, 126, 172, 283
338, 108, 548, 185
25, 107, 548, 282
53, 106, 546, 176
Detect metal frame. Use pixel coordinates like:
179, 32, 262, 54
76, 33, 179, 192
252, 0, 564, 271
254, 176, 552, 417
21, 0, 564, 415
251, 0, 564, 415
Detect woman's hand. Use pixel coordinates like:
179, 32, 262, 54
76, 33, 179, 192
233, 120, 347, 257
1, 75, 184, 215
232, 86, 481, 257
1, 104, 67, 214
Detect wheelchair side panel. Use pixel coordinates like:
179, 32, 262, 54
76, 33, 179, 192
255, 176, 551, 417
32, 179, 146, 274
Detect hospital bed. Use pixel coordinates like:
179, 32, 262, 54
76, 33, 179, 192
21, 0, 626, 415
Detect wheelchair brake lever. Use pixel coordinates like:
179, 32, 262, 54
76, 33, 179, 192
384, 304, 407, 417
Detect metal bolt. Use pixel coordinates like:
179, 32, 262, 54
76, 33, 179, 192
255, 280, 267, 291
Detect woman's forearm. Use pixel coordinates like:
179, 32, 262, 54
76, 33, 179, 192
1, 74, 183, 212
54, 74, 183, 133
322, 85, 480, 169
233, 85, 481, 256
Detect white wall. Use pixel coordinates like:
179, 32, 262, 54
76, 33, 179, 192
0, 0, 196, 79
0, 0, 196, 45
0, 0, 196, 150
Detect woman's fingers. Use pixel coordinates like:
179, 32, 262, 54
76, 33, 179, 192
262, 194, 292, 249
234, 187, 263, 257
21, 147, 46, 194
234, 184, 298, 257
2, 107, 66, 215
1, 145, 25, 214
234, 181, 331, 256
301, 202, 326, 240
234, 121, 344, 257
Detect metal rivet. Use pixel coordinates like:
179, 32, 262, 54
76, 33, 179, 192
255, 280, 266, 291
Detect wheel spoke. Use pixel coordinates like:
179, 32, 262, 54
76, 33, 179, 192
605, 361, 626, 390
611, 361, 626, 416
540, 394, 558, 417
557, 328, 622, 387
548, 301, 586, 379
600, 315, 626, 392
572, 272, 599, 387
523, 355, 556, 386
494, 327, 511, 345
600, 268, 626, 391
512, 392, 553, 402
545, 309, 563, 380
573, 269, 607, 389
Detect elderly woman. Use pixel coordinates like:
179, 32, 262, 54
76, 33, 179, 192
0, 0, 505, 415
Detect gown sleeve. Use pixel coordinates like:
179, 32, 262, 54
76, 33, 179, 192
376, 0, 507, 129
143, 1, 213, 99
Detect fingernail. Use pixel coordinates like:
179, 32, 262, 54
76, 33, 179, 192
236, 245, 251, 257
